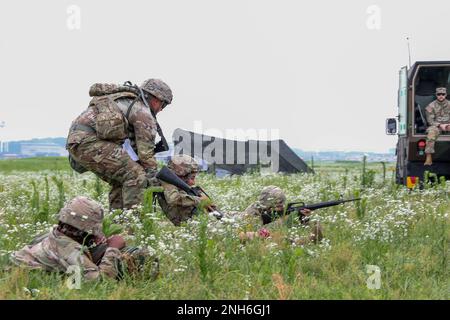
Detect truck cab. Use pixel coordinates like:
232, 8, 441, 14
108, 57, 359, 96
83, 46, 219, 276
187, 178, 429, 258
387, 61, 450, 187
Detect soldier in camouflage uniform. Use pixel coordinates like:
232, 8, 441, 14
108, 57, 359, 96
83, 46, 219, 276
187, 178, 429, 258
424, 87, 450, 165
10, 196, 158, 281
240, 186, 323, 245
157, 155, 217, 226
66, 79, 173, 210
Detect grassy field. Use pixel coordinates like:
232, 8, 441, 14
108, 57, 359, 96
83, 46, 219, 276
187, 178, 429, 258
0, 157, 70, 172
0, 157, 448, 299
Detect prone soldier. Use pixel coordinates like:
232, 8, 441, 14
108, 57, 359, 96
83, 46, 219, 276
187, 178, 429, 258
10, 196, 158, 281
240, 186, 324, 245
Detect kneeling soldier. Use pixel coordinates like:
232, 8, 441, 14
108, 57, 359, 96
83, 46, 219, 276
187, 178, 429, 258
66, 79, 173, 210
157, 155, 219, 226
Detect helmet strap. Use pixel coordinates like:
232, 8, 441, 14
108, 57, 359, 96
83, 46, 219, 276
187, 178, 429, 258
57, 222, 94, 246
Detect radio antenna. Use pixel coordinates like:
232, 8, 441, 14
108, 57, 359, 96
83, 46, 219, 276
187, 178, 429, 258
406, 37, 412, 68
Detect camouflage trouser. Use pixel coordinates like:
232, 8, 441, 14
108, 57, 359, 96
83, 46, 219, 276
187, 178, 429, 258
68, 139, 147, 210
425, 126, 442, 154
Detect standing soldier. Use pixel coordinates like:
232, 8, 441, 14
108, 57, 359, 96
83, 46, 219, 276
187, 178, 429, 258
424, 87, 450, 165
240, 186, 323, 245
66, 79, 173, 210
10, 196, 158, 281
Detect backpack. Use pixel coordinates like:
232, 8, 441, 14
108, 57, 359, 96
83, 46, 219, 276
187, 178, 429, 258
87, 82, 168, 151
89, 90, 137, 142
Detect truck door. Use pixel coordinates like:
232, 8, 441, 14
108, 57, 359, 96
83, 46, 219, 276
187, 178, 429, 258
395, 66, 408, 184
398, 66, 408, 135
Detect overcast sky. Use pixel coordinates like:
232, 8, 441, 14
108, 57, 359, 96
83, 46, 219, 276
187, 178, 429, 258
1, 0, 449, 152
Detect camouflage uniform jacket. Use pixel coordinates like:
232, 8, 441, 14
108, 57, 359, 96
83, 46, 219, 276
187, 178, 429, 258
10, 228, 122, 281
244, 203, 262, 218
425, 99, 450, 127
158, 181, 202, 226
67, 92, 158, 170
243, 203, 290, 228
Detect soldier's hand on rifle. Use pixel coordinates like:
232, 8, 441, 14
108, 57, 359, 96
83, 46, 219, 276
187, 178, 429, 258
299, 208, 312, 216
299, 208, 312, 225
199, 193, 215, 211
206, 201, 218, 212
107, 235, 126, 250
199, 194, 209, 202
94, 235, 107, 245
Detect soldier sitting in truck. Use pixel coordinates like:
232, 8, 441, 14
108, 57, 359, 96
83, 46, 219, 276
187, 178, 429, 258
424, 87, 450, 165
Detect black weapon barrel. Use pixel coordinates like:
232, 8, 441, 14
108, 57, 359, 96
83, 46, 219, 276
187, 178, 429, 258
304, 198, 360, 211
156, 166, 201, 196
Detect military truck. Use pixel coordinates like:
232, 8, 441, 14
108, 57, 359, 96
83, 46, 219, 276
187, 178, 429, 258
386, 61, 450, 187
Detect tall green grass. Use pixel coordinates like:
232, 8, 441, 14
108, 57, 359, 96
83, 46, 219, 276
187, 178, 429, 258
0, 159, 448, 299
0, 157, 70, 172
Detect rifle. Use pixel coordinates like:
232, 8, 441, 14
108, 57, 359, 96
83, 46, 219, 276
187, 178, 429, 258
150, 107, 169, 153
261, 197, 361, 225
89, 243, 108, 265
154, 134, 169, 153
156, 166, 223, 219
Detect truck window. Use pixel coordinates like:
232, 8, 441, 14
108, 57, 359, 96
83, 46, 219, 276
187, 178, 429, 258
413, 66, 450, 135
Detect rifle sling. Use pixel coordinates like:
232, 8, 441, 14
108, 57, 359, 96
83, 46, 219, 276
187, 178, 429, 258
125, 97, 168, 151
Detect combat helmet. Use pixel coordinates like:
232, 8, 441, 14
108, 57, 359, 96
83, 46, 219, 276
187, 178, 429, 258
436, 87, 447, 94
140, 79, 173, 105
58, 196, 104, 237
168, 154, 199, 177
257, 186, 286, 210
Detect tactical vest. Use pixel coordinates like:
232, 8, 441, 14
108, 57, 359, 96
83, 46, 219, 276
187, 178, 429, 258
89, 91, 137, 142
